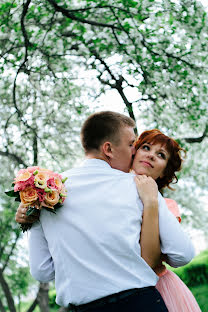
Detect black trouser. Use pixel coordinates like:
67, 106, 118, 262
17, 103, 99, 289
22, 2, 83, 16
69, 287, 168, 312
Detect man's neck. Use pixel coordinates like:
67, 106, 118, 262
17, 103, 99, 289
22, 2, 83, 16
85, 153, 111, 167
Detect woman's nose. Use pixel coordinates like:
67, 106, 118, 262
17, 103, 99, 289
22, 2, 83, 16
147, 153, 155, 160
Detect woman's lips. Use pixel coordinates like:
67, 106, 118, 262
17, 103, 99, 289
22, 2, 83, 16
140, 161, 153, 168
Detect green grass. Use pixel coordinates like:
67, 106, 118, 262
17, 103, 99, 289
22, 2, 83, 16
17, 301, 59, 312
16, 301, 40, 312
169, 249, 208, 287
190, 284, 208, 312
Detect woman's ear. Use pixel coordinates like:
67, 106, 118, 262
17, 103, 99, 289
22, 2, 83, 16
102, 141, 113, 159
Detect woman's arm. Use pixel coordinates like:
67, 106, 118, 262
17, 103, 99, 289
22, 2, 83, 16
134, 175, 161, 269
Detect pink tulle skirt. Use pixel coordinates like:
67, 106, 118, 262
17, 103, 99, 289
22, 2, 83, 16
156, 270, 201, 312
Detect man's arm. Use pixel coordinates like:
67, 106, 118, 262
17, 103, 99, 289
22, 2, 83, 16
158, 194, 195, 267
15, 204, 55, 282
28, 221, 55, 282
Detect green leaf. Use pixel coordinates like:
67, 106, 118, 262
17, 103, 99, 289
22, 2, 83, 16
26, 207, 39, 216
45, 207, 56, 214
20, 224, 32, 233
5, 190, 18, 197
15, 196, 21, 202
54, 203, 63, 209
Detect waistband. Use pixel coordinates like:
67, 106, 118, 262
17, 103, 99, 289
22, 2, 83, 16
69, 287, 155, 312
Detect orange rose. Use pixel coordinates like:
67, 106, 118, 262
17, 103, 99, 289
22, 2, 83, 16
43, 190, 59, 208
20, 187, 38, 205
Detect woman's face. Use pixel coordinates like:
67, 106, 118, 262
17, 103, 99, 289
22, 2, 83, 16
132, 142, 170, 180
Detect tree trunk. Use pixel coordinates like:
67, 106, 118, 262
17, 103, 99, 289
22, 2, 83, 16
37, 282, 50, 312
0, 269, 16, 312
58, 307, 68, 312
26, 298, 38, 312
0, 298, 6, 312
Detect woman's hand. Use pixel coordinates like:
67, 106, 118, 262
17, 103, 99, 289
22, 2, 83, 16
134, 175, 158, 207
15, 202, 40, 224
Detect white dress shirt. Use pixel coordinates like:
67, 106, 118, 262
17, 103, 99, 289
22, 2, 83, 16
28, 159, 195, 307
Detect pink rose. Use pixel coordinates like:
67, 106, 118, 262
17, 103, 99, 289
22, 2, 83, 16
47, 178, 58, 190
36, 188, 46, 202
27, 166, 40, 173
14, 175, 35, 191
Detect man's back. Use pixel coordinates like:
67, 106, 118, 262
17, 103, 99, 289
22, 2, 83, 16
29, 159, 194, 307
29, 159, 158, 306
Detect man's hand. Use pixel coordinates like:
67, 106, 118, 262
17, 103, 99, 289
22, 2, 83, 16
15, 202, 40, 224
134, 175, 158, 206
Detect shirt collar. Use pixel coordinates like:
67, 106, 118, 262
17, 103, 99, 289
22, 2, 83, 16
81, 158, 111, 169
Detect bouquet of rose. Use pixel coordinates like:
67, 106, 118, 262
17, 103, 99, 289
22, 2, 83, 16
5, 166, 67, 232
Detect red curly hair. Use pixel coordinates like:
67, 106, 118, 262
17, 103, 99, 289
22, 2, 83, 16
134, 129, 185, 190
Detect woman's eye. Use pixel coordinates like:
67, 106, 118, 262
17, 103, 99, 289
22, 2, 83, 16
158, 152, 166, 159
142, 145, 150, 150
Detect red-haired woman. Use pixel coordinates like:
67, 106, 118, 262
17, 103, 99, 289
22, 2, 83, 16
133, 129, 201, 312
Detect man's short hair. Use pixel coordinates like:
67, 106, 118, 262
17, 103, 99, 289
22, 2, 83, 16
81, 111, 135, 153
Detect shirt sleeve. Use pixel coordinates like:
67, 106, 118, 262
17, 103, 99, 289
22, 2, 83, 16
28, 221, 55, 282
158, 194, 195, 267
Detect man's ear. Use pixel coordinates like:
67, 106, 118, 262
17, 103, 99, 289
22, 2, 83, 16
102, 142, 113, 159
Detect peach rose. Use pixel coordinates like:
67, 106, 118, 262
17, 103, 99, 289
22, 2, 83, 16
54, 176, 62, 191
43, 190, 59, 208
20, 187, 38, 205
34, 172, 48, 189
15, 170, 32, 183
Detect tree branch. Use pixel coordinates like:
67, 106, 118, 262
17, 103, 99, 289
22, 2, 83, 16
141, 36, 199, 70
0, 269, 16, 312
0, 150, 28, 167
46, 0, 121, 30
0, 297, 6, 312
61, 5, 134, 14
13, 0, 32, 120
89, 49, 137, 128
26, 298, 38, 312
2, 233, 20, 273
183, 124, 208, 143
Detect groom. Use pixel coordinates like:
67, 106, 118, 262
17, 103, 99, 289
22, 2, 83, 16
16, 111, 194, 311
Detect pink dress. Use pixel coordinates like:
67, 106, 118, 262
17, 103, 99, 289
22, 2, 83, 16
155, 198, 201, 312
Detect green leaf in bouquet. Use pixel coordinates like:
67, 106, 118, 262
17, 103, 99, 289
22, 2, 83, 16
5, 190, 19, 197
54, 203, 63, 210
45, 207, 56, 214
20, 224, 32, 233
14, 195, 21, 202
26, 206, 40, 216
